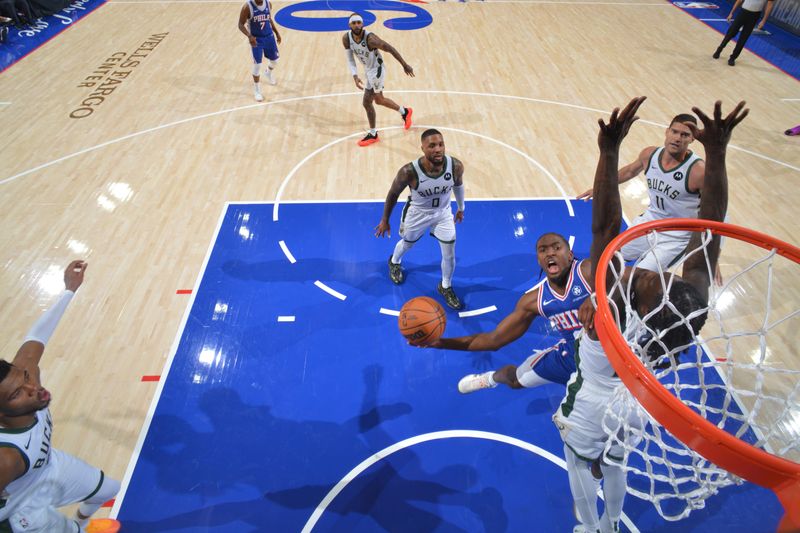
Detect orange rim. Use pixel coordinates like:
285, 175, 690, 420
594, 218, 800, 529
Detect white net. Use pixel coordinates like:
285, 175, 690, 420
599, 226, 800, 521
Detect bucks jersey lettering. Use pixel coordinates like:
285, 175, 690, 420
645, 147, 702, 218
0, 408, 54, 497
348, 30, 382, 71
408, 155, 454, 211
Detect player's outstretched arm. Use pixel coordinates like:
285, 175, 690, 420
589, 96, 647, 286
12, 260, 87, 379
576, 147, 651, 201
375, 164, 414, 237
681, 101, 748, 297
368, 34, 414, 77
431, 291, 539, 350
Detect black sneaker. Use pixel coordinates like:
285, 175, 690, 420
728, 57, 735, 66
712, 47, 722, 59
388, 256, 404, 284
437, 282, 462, 310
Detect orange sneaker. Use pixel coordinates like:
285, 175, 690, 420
87, 518, 121, 533
357, 132, 379, 147
402, 107, 413, 130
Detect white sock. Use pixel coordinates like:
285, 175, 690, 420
485, 371, 497, 386
600, 460, 626, 528
369, 128, 377, 136
564, 446, 601, 531
398, 106, 405, 115
439, 240, 455, 288
392, 239, 414, 264
254, 82, 261, 92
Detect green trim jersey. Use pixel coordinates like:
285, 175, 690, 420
409, 155, 455, 213
0, 408, 52, 500
643, 147, 702, 220
348, 30, 382, 71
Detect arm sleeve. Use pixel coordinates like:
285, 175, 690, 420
24, 290, 74, 345
344, 49, 357, 76
453, 184, 465, 211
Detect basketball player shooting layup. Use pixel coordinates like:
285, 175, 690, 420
424, 233, 593, 396
343, 12, 414, 147
375, 129, 465, 310
0, 261, 122, 533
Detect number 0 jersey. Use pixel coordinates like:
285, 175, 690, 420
408, 156, 455, 212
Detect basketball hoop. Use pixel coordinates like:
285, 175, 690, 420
594, 218, 800, 532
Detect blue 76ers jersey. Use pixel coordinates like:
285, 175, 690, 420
247, 0, 274, 38
537, 259, 591, 356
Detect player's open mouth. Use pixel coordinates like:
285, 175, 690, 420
546, 259, 559, 273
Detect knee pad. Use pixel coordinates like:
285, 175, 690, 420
267, 59, 278, 69
251, 63, 261, 76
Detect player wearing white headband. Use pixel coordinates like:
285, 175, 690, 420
342, 12, 415, 147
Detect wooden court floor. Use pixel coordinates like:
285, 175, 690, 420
1, 0, 798, 525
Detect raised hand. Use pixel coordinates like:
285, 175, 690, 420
64, 260, 87, 292
597, 96, 647, 150
686, 101, 748, 151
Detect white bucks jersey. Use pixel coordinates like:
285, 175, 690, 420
576, 314, 644, 390
644, 147, 702, 219
409, 156, 455, 212
348, 30, 382, 71
0, 408, 53, 499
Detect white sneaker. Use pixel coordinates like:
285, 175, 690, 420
265, 69, 276, 85
457, 371, 497, 394
254, 91, 264, 102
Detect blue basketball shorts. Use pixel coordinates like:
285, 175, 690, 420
251, 35, 279, 63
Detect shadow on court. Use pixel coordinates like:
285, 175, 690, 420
122, 366, 509, 532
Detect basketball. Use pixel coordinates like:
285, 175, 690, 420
398, 296, 446, 345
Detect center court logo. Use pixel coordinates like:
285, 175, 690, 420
275, 0, 432, 32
